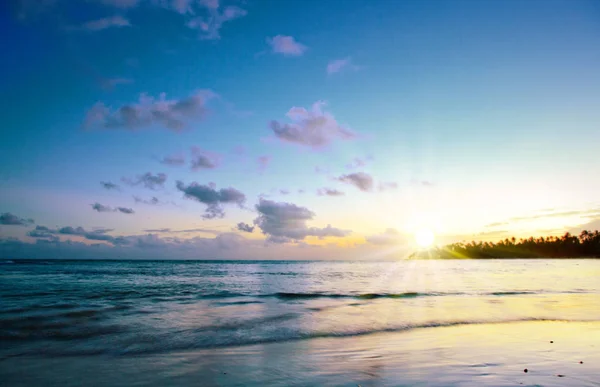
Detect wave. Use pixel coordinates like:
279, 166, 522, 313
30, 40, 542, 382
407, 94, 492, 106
13, 318, 598, 358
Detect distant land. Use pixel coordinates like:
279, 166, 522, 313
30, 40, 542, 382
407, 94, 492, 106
412, 230, 600, 259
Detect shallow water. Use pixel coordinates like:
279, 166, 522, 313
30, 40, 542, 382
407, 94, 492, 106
1, 259, 599, 360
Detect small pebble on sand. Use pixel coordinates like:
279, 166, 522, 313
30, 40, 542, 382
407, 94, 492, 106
557, 374, 565, 377
523, 369, 528, 373
580, 361, 583, 364
550, 341, 553, 343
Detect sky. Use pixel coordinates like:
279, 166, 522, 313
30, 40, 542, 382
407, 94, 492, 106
1, 0, 600, 260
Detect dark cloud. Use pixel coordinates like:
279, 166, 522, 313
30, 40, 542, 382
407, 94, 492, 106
133, 196, 159, 205
27, 225, 120, 244
101, 181, 120, 190
337, 172, 374, 192
176, 180, 246, 219
236, 222, 254, 233
91, 203, 135, 214
253, 199, 350, 243
83, 90, 216, 132
122, 172, 167, 190
190, 147, 220, 170
0, 212, 34, 226
269, 102, 355, 148
317, 188, 345, 197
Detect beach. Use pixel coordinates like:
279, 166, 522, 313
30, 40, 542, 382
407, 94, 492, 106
1, 259, 599, 386
2, 321, 599, 386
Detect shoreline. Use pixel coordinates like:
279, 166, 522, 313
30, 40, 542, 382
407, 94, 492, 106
2, 321, 599, 386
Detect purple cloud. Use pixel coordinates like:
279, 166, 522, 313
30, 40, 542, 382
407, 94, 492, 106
257, 155, 271, 173
267, 35, 307, 56
122, 172, 167, 190
317, 188, 345, 197
159, 153, 186, 166
269, 101, 355, 148
337, 172, 374, 192
253, 199, 350, 243
190, 147, 220, 170
176, 180, 246, 219
101, 181, 120, 190
84, 90, 217, 132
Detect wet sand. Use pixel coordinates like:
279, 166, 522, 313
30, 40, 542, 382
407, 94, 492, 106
2, 321, 599, 386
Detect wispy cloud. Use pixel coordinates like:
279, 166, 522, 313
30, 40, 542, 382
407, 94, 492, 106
267, 35, 307, 56
122, 172, 167, 190
186, 1, 247, 40
77, 15, 131, 32
257, 155, 271, 173
317, 188, 345, 197
336, 172, 374, 192
236, 222, 254, 233
101, 181, 120, 190
91, 203, 135, 214
327, 57, 359, 75
190, 147, 220, 170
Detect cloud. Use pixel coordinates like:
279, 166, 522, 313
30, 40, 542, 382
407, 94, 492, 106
186, 2, 247, 40
83, 90, 217, 132
1, 212, 34, 226
28, 225, 121, 243
269, 101, 355, 148
327, 57, 359, 75
101, 181, 120, 190
366, 228, 406, 245
142, 227, 221, 234
257, 155, 271, 173
176, 181, 246, 219
279, 189, 290, 195
236, 222, 254, 233
158, 153, 186, 166
78, 15, 131, 31
410, 179, 434, 187
484, 207, 600, 228
345, 157, 368, 169
122, 172, 167, 190
267, 35, 307, 56
253, 199, 350, 243
133, 196, 160, 205
378, 182, 398, 191
190, 147, 220, 170
337, 172, 374, 192
91, 203, 135, 214
317, 188, 345, 197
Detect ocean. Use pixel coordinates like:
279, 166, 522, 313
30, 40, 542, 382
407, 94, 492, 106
1, 259, 599, 386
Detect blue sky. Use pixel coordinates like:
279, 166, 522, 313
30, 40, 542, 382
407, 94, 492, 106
1, 0, 600, 259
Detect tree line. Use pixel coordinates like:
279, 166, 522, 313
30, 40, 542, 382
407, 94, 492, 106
412, 230, 600, 258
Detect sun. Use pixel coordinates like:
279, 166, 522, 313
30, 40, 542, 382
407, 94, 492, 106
414, 228, 435, 248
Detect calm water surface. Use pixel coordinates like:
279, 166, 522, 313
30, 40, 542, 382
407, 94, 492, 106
1, 259, 599, 358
